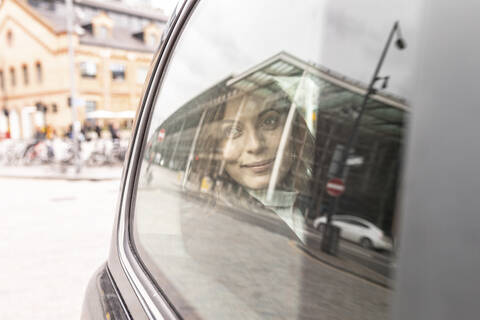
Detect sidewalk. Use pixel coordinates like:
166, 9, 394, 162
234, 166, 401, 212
0, 164, 123, 181
300, 225, 393, 289
301, 240, 392, 289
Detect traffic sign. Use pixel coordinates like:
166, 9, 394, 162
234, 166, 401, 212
157, 128, 166, 142
326, 178, 345, 197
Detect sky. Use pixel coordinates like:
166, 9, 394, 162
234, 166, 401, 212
147, 0, 424, 128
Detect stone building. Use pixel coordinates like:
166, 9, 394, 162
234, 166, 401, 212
0, 0, 167, 138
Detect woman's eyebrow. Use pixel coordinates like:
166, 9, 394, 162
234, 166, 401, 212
219, 119, 237, 124
257, 106, 286, 117
219, 105, 287, 123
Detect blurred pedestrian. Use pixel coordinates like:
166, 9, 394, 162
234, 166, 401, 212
108, 123, 119, 141
95, 124, 102, 139
65, 124, 73, 139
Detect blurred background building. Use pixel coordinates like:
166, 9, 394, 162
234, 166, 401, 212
116, 0, 156, 8
0, 0, 168, 139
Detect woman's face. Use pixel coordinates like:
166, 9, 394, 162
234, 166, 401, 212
219, 95, 294, 190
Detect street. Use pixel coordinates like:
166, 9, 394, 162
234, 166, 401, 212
304, 228, 394, 279
135, 166, 393, 319
0, 177, 120, 319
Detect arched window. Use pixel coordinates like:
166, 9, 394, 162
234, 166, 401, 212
99, 26, 108, 38
6, 30, 13, 47
9, 68, 15, 87
36, 62, 43, 83
0, 70, 4, 90
22, 65, 29, 86
147, 34, 157, 47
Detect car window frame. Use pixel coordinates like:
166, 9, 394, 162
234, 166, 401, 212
110, 1, 415, 319
107, 1, 202, 319
103, 2, 480, 319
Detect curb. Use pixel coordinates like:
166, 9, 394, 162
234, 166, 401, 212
0, 174, 120, 181
0, 166, 122, 181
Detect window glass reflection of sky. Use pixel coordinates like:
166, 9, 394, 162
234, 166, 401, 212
151, 0, 422, 129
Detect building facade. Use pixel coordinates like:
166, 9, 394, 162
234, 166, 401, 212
0, 0, 167, 138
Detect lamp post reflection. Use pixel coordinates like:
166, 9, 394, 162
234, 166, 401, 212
321, 21, 407, 254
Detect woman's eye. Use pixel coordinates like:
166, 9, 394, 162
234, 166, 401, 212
261, 115, 280, 129
222, 126, 242, 139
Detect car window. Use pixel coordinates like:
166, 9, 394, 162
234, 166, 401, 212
132, 1, 420, 319
346, 220, 369, 228
358, 222, 370, 228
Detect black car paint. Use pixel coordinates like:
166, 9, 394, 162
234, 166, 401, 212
81, 264, 131, 320
82, 1, 193, 319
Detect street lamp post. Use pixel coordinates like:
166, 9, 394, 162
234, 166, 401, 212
321, 21, 407, 254
66, 0, 81, 172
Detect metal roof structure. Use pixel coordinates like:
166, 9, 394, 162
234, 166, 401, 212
160, 52, 409, 141
227, 52, 409, 140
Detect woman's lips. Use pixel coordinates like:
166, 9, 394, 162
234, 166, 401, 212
241, 159, 274, 174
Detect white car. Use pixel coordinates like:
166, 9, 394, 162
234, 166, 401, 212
313, 215, 393, 251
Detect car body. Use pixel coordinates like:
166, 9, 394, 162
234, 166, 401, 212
313, 215, 393, 251
81, 1, 480, 319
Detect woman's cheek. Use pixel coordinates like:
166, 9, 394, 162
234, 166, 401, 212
222, 139, 242, 161
263, 127, 284, 149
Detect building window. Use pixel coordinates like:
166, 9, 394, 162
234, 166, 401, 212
0, 70, 4, 90
6, 30, 13, 47
98, 25, 108, 38
52, 103, 58, 113
136, 66, 148, 84
121, 14, 128, 26
22, 65, 29, 86
80, 61, 97, 78
111, 63, 126, 81
85, 100, 97, 113
36, 62, 43, 83
147, 34, 157, 47
9, 68, 15, 87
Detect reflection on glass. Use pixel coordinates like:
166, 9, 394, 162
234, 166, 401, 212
133, 0, 417, 319
136, 52, 408, 319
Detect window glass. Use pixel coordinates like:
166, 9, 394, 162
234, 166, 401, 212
80, 61, 97, 78
147, 34, 158, 47
111, 63, 126, 81
36, 62, 42, 84
0, 70, 4, 90
133, 1, 420, 319
22, 65, 28, 86
9, 68, 15, 87
98, 25, 108, 38
6, 30, 13, 47
344, 219, 367, 228
85, 100, 97, 113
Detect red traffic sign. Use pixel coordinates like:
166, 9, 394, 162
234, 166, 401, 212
326, 178, 345, 197
157, 128, 166, 142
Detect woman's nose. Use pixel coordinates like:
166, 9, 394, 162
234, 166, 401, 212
245, 129, 265, 154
